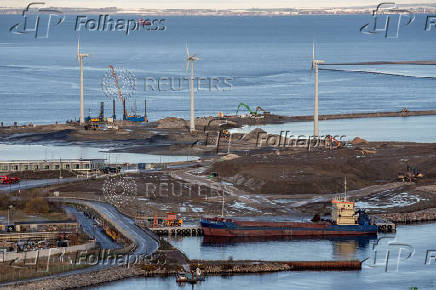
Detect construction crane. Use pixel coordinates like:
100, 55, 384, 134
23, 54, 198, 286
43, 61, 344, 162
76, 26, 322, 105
109, 65, 129, 120
109, 65, 146, 122
235, 103, 270, 117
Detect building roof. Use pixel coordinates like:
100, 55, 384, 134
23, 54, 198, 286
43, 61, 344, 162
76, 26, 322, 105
13, 220, 78, 225
0, 159, 105, 163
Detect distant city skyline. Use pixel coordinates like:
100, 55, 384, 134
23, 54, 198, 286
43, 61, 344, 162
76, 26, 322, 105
1, 0, 435, 10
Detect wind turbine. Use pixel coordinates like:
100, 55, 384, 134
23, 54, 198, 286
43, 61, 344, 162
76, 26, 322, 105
311, 40, 324, 137
186, 42, 199, 132
311, 39, 315, 71
77, 37, 88, 124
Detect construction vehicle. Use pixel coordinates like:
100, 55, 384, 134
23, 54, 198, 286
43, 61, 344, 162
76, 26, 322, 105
150, 212, 183, 228
397, 165, 423, 182
400, 107, 409, 117
235, 103, 270, 118
84, 102, 107, 130
109, 65, 147, 122
208, 172, 218, 179
100, 166, 121, 174
0, 176, 20, 184
356, 149, 377, 156
326, 135, 342, 149
219, 129, 231, 142
163, 213, 183, 227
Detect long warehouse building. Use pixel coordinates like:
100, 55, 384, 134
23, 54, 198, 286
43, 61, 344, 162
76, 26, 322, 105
0, 159, 105, 173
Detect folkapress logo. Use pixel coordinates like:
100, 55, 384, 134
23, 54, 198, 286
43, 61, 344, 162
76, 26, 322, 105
9, 2, 65, 39
75, 15, 166, 35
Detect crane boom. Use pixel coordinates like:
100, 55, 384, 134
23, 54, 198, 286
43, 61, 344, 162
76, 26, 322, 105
236, 102, 255, 115
109, 65, 129, 119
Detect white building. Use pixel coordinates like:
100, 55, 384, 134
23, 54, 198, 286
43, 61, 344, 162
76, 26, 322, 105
0, 159, 105, 173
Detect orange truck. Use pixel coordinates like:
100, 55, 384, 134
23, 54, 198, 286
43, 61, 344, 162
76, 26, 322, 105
0, 176, 20, 184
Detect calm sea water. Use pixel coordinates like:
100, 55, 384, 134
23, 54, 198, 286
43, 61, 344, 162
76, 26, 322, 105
230, 115, 436, 143
0, 15, 435, 125
93, 223, 436, 289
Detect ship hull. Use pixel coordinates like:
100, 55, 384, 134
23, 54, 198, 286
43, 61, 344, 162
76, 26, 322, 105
200, 220, 377, 237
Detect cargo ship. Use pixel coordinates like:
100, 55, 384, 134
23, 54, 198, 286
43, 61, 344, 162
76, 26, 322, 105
201, 191, 377, 237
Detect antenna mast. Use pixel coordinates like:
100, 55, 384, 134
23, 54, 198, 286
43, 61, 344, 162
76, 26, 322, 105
221, 192, 225, 217
344, 176, 347, 201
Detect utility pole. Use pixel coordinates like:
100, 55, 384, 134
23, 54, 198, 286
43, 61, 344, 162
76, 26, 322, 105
7, 205, 13, 225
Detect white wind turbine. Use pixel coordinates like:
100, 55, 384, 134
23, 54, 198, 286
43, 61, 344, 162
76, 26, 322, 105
311, 40, 324, 137
77, 37, 88, 124
186, 42, 199, 132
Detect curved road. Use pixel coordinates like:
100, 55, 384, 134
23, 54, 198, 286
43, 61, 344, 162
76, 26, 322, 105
66, 199, 159, 255
0, 198, 159, 287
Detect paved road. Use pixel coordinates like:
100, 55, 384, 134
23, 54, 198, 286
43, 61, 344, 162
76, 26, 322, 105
0, 177, 80, 192
65, 206, 121, 250
73, 199, 159, 255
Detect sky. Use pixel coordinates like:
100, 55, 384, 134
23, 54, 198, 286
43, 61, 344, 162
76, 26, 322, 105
1, 0, 434, 10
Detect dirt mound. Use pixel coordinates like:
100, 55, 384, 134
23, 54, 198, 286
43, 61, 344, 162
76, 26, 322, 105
209, 143, 436, 195
221, 154, 239, 161
242, 128, 266, 141
352, 137, 368, 145
156, 117, 187, 129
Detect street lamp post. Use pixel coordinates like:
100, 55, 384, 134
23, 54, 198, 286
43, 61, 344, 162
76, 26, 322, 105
7, 205, 13, 225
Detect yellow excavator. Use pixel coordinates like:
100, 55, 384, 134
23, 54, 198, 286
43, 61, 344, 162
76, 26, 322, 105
397, 165, 423, 182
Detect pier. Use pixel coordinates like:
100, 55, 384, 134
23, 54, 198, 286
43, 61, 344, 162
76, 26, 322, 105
375, 221, 396, 233
150, 226, 203, 236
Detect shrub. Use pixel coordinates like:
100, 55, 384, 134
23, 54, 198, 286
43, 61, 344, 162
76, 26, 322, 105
25, 197, 49, 213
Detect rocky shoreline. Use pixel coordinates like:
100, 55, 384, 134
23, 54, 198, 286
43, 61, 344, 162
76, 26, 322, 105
378, 207, 436, 224
4, 259, 361, 289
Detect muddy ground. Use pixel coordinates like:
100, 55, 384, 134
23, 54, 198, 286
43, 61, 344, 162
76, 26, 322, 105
3, 110, 436, 156
35, 141, 436, 219
2, 117, 436, 219
209, 142, 436, 195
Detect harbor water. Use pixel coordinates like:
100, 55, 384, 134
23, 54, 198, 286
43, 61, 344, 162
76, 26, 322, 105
93, 223, 436, 289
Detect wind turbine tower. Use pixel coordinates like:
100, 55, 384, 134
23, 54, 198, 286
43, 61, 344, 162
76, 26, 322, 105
186, 42, 199, 132
311, 41, 324, 137
77, 39, 88, 124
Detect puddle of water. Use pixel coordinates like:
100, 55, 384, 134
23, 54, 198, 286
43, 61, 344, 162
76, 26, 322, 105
0, 144, 198, 164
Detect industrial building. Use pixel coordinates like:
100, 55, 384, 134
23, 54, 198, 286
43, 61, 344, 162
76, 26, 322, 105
0, 159, 105, 173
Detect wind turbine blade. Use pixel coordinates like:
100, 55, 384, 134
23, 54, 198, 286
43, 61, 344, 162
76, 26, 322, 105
186, 41, 190, 57
312, 40, 315, 61
186, 60, 190, 72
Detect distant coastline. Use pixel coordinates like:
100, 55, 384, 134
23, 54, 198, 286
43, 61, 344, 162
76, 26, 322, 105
1, 5, 436, 16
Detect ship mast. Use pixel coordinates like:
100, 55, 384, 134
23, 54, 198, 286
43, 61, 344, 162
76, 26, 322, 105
344, 176, 347, 201
221, 192, 225, 217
